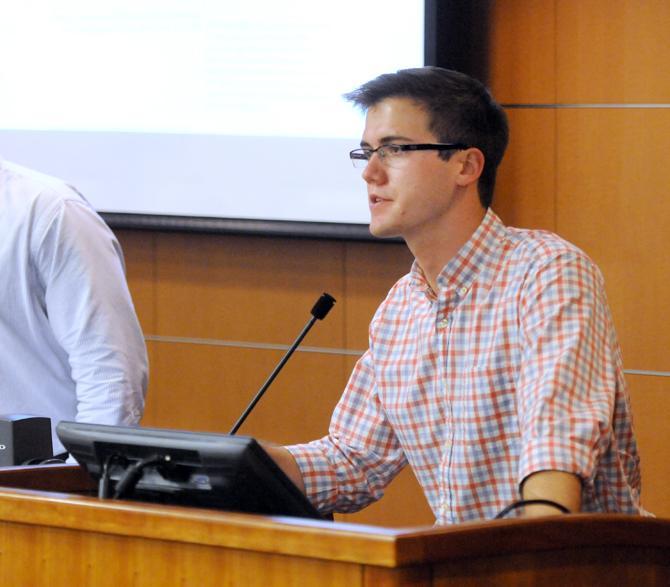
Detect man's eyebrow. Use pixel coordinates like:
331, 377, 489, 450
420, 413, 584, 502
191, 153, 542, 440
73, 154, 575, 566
360, 135, 415, 148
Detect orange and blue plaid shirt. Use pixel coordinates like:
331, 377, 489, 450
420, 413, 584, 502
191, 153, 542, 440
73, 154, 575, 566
288, 209, 644, 524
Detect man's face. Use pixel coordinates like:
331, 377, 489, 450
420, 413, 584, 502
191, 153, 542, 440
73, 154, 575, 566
360, 97, 464, 242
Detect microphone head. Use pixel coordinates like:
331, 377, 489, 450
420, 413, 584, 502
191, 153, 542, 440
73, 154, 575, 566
311, 293, 336, 320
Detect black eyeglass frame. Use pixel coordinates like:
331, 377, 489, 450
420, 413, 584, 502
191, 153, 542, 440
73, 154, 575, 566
349, 143, 470, 167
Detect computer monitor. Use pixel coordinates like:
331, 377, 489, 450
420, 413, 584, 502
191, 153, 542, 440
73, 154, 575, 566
56, 421, 323, 519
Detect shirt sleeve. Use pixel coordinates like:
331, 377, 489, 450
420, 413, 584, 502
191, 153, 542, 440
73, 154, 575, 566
287, 350, 407, 514
516, 249, 620, 492
34, 197, 148, 427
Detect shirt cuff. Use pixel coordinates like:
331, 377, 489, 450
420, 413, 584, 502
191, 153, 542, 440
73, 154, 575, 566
518, 437, 596, 492
286, 440, 339, 512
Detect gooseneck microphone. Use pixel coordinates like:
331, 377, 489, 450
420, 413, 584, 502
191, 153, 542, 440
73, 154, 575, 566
228, 292, 336, 435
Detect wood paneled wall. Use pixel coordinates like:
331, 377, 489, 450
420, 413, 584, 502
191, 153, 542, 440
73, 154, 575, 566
116, 0, 669, 524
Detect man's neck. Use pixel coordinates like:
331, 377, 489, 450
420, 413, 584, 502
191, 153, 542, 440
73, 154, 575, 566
408, 206, 487, 293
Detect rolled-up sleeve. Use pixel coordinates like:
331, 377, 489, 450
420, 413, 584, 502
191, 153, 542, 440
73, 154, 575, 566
287, 350, 407, 514
516, 250, 617, 491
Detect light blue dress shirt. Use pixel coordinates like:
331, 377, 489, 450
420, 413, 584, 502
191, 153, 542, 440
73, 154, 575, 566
0, 159, 147, 455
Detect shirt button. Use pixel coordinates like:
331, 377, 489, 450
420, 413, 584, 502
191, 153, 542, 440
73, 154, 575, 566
438, 318, 449, 328
458, 287, 468, 296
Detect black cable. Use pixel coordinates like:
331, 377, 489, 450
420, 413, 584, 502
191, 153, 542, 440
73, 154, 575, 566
112, 454, 171, 499
495, 499, 571, 519
26, 457, 67, 465
98, 453, 125, 499
21, 452, 69, 465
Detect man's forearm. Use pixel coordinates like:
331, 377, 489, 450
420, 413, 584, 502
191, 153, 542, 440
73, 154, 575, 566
263, 444, 306, 494
521, 470, 582, 517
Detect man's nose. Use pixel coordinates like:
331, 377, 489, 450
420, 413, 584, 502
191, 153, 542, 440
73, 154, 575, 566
361, 152, 386, 183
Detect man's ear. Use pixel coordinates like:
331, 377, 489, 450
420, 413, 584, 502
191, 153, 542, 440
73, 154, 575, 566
455, 148, 485, 188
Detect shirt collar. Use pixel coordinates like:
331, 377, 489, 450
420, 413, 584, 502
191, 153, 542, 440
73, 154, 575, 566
410, 208, 508, 297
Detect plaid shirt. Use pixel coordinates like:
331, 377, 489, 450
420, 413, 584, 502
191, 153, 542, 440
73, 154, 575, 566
288, 209, 644, 524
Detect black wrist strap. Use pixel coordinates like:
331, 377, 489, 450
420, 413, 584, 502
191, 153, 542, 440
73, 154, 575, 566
495, 499, 571, 519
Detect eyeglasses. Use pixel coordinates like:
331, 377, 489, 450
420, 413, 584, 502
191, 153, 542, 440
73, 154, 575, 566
349, 143, 469, 169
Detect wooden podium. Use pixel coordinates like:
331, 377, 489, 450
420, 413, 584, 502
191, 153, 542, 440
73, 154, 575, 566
0, 465, 668, 586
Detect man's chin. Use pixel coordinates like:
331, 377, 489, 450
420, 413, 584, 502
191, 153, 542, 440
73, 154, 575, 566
369, 222, 400, 239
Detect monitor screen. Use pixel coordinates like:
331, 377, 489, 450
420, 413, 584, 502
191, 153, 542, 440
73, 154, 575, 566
56, 421, 323, 519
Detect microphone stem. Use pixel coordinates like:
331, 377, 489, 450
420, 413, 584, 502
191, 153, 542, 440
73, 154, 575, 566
229, 315, 317, 435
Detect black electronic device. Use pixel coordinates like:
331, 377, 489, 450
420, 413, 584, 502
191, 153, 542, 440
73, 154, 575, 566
0, 414, 53, 466
56, 421, 322, 519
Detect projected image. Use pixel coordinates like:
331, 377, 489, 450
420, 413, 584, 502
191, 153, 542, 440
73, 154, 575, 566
0, 1, 424, 227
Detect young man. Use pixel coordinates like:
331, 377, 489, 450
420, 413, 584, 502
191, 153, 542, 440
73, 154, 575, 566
268, 67, 644, 523
0, 159, 148, 457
